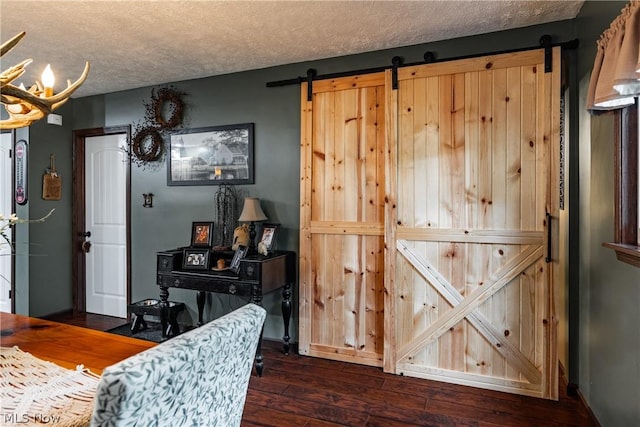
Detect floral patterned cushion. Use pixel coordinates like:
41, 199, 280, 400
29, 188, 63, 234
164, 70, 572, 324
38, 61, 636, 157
90, 303, 266, 427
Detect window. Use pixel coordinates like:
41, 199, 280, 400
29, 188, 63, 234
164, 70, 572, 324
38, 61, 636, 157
603, 100, 640, 267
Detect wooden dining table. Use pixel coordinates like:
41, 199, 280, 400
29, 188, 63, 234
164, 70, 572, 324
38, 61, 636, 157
0, 312, 155, 374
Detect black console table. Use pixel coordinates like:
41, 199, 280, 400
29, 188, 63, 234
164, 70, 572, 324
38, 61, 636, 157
156, 248, 295, 376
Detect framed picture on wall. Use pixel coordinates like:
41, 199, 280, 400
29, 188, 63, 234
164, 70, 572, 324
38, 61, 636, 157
190, 221, 214, 247
167, 123, 254, 186
182, 248, 210, 270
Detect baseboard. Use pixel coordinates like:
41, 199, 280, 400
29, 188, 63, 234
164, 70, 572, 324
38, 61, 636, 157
559, 363, 601, 427
39, 308, 74, 319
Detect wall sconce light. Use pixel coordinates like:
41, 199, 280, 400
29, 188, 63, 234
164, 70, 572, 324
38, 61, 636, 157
143, 193, 154, 208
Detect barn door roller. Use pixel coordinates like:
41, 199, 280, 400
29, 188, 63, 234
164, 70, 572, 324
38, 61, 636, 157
306, 68, 316, 101
540, 35, 553, 73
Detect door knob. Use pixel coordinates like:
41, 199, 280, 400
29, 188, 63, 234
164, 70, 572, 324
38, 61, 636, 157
82, 231, 91, 238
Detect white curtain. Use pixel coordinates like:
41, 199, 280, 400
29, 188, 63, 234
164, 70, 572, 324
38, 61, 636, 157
587, 0, 640, 111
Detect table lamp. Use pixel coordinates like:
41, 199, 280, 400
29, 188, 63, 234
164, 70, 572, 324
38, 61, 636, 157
238, 197, 267, 252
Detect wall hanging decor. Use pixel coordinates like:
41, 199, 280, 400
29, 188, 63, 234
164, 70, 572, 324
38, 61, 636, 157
126, 86, 187, 169
167, 123, 254, 186
42, 154, 61, 200
14, 140, 27, 205
130, 127, 163, 165
150, 86, 185, 129
142, 193, 154, 208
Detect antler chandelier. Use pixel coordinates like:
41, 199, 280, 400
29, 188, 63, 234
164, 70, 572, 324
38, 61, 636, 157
1, 32, 90, 129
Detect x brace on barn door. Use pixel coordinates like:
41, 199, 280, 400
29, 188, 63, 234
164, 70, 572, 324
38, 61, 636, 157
395, 240, 544, 385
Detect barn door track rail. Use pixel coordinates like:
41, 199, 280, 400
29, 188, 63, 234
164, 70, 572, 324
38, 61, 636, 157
267, 35, 579, 100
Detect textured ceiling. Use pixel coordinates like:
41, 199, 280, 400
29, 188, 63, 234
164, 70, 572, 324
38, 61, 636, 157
1, 0, 585, 98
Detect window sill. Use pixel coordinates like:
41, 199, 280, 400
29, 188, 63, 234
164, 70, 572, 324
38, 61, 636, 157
603, 243, 640, 268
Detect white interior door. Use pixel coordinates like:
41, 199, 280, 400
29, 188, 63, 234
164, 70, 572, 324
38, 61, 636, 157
85, 134, 127, 317
0, 133, 12, 313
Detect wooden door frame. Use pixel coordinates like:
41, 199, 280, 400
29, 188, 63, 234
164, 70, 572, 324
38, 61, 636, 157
72, 126, 131, 313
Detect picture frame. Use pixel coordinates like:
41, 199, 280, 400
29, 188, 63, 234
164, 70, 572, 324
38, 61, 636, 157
190, 222, 214, 247
229, 245, 248, 273
167, 123, 254, 186
259, 223, 280, 251
182, 248, 210, 270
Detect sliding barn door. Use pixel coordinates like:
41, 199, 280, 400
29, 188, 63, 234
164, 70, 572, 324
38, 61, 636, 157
299, 73, 386, 366
384, 48, 561, 399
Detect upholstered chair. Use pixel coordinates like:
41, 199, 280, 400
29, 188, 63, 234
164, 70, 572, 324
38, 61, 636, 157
91, 303, 266, 427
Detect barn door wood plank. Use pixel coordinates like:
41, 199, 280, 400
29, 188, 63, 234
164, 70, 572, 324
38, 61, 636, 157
383, 69, 399, 373
299, 83, 313, 353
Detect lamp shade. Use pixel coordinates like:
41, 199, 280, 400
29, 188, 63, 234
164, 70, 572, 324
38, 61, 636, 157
238, 197, 267, 222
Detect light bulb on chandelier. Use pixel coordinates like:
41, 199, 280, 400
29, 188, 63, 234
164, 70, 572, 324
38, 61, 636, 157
1, 32, 90, 129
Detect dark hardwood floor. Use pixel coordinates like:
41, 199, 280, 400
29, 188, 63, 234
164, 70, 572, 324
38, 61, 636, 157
43, 312, 598, 427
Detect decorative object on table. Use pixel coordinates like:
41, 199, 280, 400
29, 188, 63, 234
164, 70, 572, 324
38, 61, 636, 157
142, 192, 154, 208
167, 123, 254, 186
238, 197, 267, 252
231, 223, 249, 251
214, 184, 240, 249
229, 245, 248, 273
126, 86, 186, 169
190, 221, 214, 247
1, 32, 90, 129
213, 258, 228, 271
14, 140, 27, 205
182, 248, 210, 270
42, 154, 62, 200
257, 241, 268, 256
258, 222, 280, 255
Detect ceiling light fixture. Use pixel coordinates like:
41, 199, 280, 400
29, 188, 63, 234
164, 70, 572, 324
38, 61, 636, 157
0, 32, 90, 129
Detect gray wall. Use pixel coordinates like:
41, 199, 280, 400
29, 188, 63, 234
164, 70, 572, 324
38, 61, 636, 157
575, 2, 640, 426
16, 5, 639, 424
25, 18, 577, 338
26, 102, 75, 315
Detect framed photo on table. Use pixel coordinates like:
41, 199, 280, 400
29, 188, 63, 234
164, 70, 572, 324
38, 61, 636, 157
229, 245, 248, 273
182, 248, 210, 270
190, 222, 214, 247
259, 223, 280, 251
